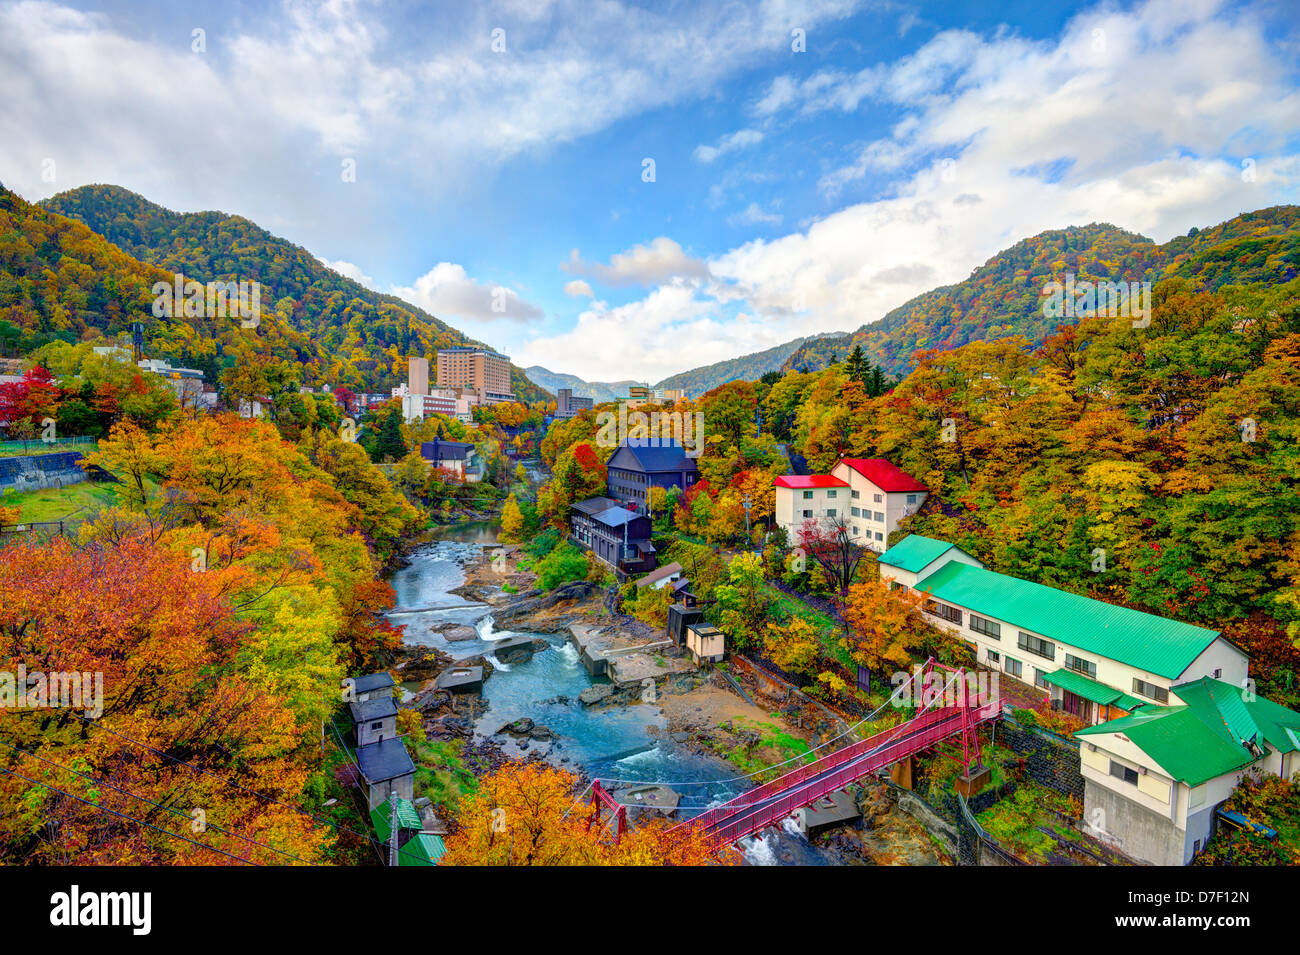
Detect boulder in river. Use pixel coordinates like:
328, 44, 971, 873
497, 717, 535, 736
438, 624, 480, 643
578, 684, 614, 706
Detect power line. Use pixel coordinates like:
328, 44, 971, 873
0, 763, 258, 866
0, 739, 308, 864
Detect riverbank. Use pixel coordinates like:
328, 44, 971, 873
385, 528, 953, 865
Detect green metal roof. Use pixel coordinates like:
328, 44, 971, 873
1043, 668, 1142, 710
1175, 677, 1300, 756
399, 832, 446, 867
1078, 678, 1300, 786
371, 797, 423, 843
914, 561, 1220, 679
878, 535, 959, 574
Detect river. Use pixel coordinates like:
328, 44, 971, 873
387, 521, 834, 865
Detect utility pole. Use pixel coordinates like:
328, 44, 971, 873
387, 787, 399, 867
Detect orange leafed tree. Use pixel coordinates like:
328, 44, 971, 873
841, 577, 934, 674
441, 763, 729, 866
0, 536, 333, 865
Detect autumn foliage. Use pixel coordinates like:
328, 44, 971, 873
441, 763, 729, 866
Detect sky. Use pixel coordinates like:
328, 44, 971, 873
2, 0, 1298, 384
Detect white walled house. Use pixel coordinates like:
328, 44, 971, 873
1076, 678, 1300, 865
879, 532, 1299, 866
773, 457, 927, 552
878, 534, 1249, 726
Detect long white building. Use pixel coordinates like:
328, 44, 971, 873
878, 533, 1300, 866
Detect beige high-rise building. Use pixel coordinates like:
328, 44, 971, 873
436, 348, 515, 404
408, 356, 429, 396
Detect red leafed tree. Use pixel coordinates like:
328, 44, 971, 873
0, 366, 62, 428
572, 442, 607, 483
796, 516, 868, 596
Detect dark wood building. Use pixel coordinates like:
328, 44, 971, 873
569, 496, 656, 574
605, 440, 699, 514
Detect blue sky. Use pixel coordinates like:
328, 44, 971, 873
2, 0, 1298, 382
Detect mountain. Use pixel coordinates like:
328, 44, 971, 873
29, 184, 549, 402
782, 207, 1300, 377
523, 366, 641, 404
653, 333, 845, 397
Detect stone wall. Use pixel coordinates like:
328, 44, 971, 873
0, 452, 88, 495
995, 718, 1084, 802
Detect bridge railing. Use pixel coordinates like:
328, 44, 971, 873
687, 695, 1001, 845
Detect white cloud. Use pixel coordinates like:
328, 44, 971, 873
0, 0, 868, 226
526, 0, 1300, 380
694, 128, 764, 163
319, 257, 376, 289
392, 263, 543, 323
563, 237, 711, 288
514, 285, 793, 383
728, 202, 783, 226
563, 279, 594, 297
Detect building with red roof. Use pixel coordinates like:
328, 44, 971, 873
773, 457, 928, 552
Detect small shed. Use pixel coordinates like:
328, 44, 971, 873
355, 738, 416, 810
667, 603, 704, 647
370, 796, 447, 866
685, 624, 725, 665
349, 695, 398, 747
349, 671, 395, 703
634, 561, 684, 590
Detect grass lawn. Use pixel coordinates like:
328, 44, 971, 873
1, 481, 132, 523
714, 716, 817, 780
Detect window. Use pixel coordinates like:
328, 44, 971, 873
987, 649, 1000, 664
1109, 760, 1139, 786
1212, 668, 1222, 679
802, 490, 813, 500
801, 509, 813, 518
927, 601, 961, 625
1018, 632, 1055, 661
851, 506, 861, 517
370, 721, 384, 730
852, 526, 860, 536
906, 494, 917, 505
970, 615, 1001, 640
1004, 657, 1022, 679
1064, 654, 1097, 679
826, 489, 837, 498
1133, 678, 1169, 703
1034, 668, 1050, 690
874, 532, 883, 542
826, 509, 837, 517
873, 511, 884, 522
851, 490, 860, 499
873, 493, 883, 503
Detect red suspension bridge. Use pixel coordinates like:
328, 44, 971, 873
586, 660, 1000, 847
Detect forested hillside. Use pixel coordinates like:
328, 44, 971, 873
783, 207, 1300, 377
18, 183, 546, 401
523, 365, 641, 403
653, 333, 844, 397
